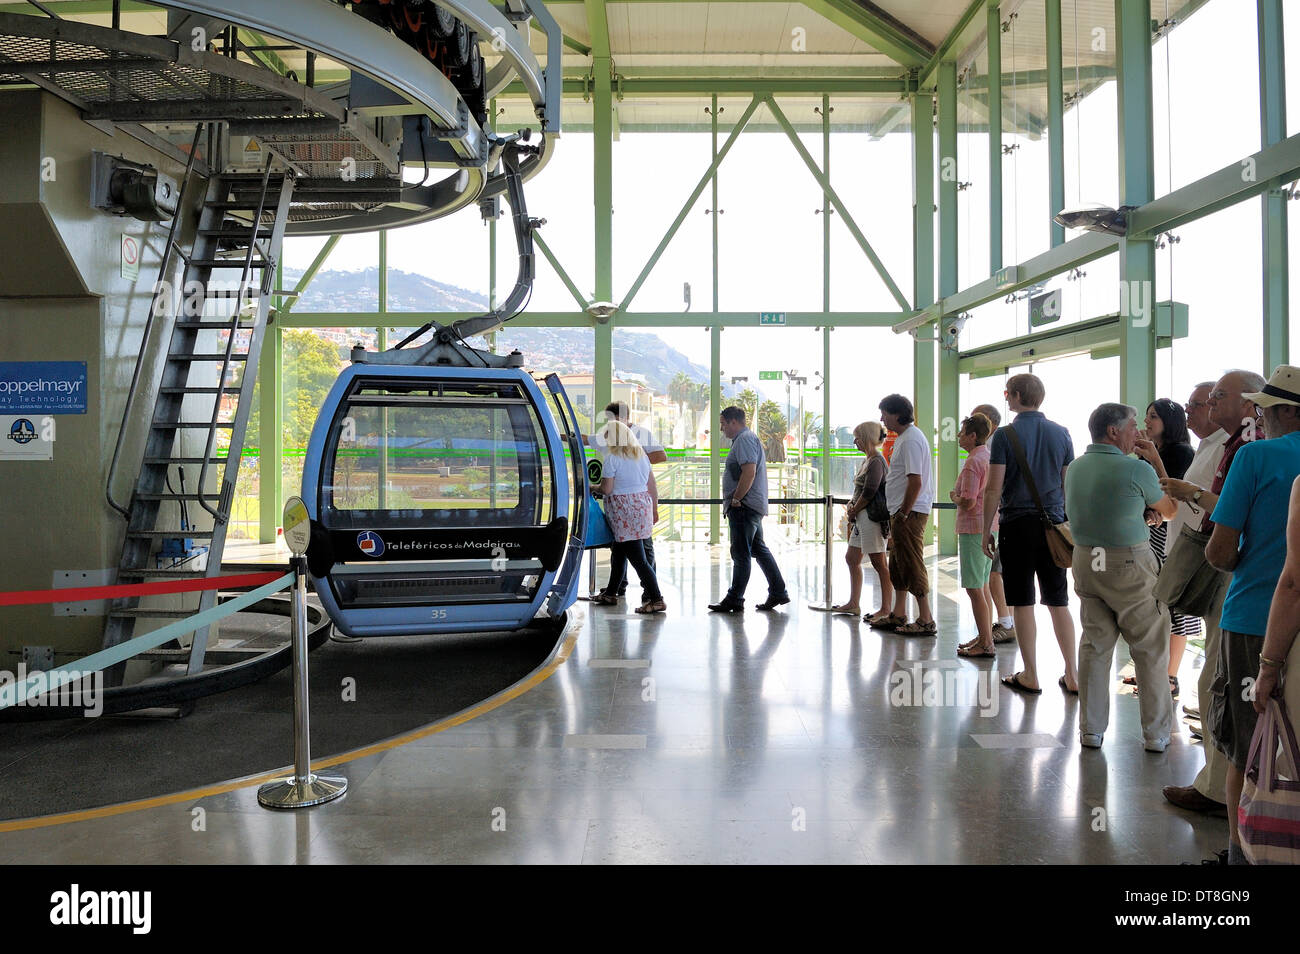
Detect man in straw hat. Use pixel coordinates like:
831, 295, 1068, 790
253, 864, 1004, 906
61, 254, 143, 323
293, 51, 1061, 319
1204, 365, 1300, 863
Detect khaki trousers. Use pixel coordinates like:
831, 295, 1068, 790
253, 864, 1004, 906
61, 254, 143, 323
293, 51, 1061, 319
1073, 544, 1173, 744
1192, 575, 1229, 804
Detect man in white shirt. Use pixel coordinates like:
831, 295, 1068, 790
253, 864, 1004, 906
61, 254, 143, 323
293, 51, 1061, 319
588, 401, 667, 596
869, 393, 936, 635
1158, 380, 1231, 817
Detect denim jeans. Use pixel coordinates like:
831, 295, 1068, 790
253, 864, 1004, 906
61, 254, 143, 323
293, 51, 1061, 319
726, 507, 787, 603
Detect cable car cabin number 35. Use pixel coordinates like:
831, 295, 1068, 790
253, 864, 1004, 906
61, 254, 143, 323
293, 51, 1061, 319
300, 365, 594, 638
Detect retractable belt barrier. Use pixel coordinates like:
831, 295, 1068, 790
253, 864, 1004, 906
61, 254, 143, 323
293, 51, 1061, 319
586, 496, 957, 604
0, 572, 292, 711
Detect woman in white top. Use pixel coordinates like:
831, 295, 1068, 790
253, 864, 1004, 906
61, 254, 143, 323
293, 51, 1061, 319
592, 420, 665, 614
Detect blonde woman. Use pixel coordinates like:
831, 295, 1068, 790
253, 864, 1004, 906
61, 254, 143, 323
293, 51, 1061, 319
831, 421, 893, 619
592, 420, 665, 614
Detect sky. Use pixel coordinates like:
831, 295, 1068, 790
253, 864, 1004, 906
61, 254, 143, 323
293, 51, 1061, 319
283, 0, 1296, 457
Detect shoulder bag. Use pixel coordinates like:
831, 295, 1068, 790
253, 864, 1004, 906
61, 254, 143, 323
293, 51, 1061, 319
1240, 697, 1300, 865
1152, 523, 1228, 618
1000, 425, 1074, 569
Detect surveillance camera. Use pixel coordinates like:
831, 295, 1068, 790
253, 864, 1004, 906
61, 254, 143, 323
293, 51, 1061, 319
1053, 204, 1135, 236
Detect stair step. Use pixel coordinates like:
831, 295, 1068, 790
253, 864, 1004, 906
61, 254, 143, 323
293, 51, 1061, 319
143, 457, 230, 465
135, 493, 222, 501
127, 530, 215, 539
172, 353, 249, 362
171, 320, 248, 328
159, 387, 242, 395
110, 609, 198, 619
151, 421, 235, 429
187, 259, 272, 270
198, 228, 275, 239
115, 566, 209, 574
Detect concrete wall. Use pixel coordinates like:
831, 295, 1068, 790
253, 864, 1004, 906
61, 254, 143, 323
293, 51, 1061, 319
0, 90, 204, 664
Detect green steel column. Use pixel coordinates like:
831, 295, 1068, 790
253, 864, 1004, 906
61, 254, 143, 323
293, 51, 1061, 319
988, 1, 1003, 273
937, 61, 959, 557
593, 50, 614, 418
712, 94, 719, 313
821, 93, 832, 497
258, 322, 282, 543
377, 232, 388, 510
1116, 0, 1156, 408
1260, 0, 1289, 372
710, 325, 721, 542
912, 89, 937, 549
1046, 0, 1066, 247
710, 95, 721, 541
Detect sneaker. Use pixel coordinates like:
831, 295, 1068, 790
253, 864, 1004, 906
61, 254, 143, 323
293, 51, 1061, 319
1144, 737, 1170, 753
991, 623, 1016, 644
1080, 733, 1104, 748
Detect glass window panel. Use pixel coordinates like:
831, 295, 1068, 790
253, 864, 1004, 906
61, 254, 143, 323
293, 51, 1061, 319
958, 44, 991, 289
829, 108, 914, 311
1062, 0, 1118, 210
1157, 0, 1259, 194
1002, 0, 1052, 264
612, 117, 712, 313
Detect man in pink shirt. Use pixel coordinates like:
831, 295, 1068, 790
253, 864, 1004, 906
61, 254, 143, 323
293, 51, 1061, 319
954, 413, 999, 657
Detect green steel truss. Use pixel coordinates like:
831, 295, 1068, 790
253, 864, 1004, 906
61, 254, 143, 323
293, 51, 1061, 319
69, 0, 1276, 548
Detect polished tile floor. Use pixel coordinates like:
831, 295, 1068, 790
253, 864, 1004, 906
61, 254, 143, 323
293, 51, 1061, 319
0, 541, 1225, 864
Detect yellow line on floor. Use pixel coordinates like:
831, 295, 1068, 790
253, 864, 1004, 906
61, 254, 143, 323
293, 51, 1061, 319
0, 625, 579, 834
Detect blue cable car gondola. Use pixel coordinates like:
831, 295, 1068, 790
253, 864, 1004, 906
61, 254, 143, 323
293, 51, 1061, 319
301, 365, 589, 637
300, 140, 597, 637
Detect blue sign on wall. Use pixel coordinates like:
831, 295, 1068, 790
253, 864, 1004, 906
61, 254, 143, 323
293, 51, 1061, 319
0, 362, 88, 414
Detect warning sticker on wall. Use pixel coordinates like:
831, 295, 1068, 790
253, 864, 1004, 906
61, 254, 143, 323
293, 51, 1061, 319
121, 233, 140, 280
0, 415, 54, 460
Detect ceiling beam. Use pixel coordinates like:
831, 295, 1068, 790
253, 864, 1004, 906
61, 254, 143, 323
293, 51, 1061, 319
796, 0, 933, 68
917, 0, 984, 89
498, 76, 913, 96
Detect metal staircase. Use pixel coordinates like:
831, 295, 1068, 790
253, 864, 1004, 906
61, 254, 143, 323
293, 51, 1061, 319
104, 161, 296, 683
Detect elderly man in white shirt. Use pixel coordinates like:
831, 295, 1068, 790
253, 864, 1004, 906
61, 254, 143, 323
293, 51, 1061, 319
1158, 381, 1231, 818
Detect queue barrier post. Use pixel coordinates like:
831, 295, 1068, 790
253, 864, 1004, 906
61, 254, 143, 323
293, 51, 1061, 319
257, 554, 348, 810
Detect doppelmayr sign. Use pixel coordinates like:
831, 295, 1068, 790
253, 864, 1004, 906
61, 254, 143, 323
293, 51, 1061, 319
0, 362, 87, 414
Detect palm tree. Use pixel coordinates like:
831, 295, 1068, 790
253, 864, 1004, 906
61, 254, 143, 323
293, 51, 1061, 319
686, 381, 710, 443
668, 372, 692, 439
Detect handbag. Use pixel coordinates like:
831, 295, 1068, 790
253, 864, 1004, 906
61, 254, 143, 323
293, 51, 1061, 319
999, 425, 1074, 569
1153, 524, 1228, 617
1239, 696, 1300, 865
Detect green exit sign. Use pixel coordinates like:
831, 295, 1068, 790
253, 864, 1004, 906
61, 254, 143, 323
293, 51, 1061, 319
759, 370, 784, 381
758, 312, 786, 326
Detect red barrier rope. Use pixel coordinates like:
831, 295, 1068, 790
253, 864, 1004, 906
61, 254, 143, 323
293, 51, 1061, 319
0, 571, 286, 607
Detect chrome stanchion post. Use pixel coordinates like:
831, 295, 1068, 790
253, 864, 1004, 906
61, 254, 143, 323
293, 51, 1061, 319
259, 499, 347, 809
824, 494, 833, 606
807, 493, 837, 612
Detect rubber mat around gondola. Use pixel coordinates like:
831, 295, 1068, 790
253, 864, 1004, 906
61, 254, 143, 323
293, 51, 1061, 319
0, 614, 562, 821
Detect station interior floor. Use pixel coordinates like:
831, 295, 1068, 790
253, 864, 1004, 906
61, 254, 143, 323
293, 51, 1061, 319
0, 540, 1225, 864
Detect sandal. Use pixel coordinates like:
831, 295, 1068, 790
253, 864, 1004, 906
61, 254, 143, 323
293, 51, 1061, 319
1002, 672, 1042, 695
957, 644, 996, 658
894, 620, 938, 636
1058, 675, 1079, 695
830, 604, 861, 615
867, 613, 905, 630
590, 591, 620, 606
634, 600, 667, 614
